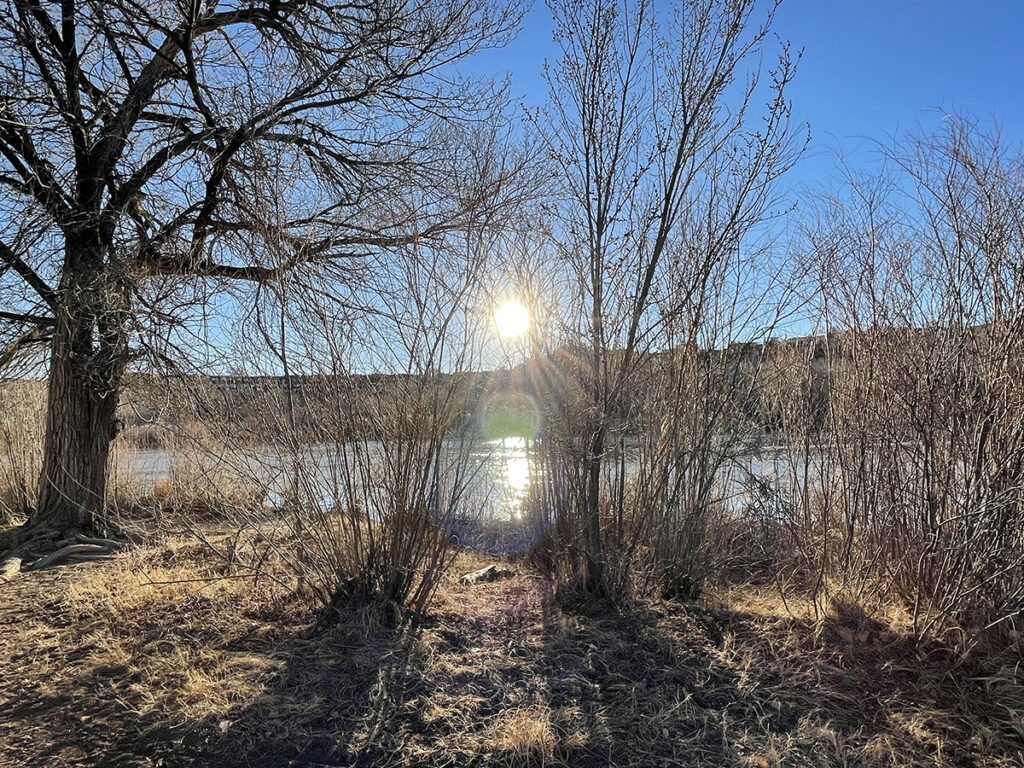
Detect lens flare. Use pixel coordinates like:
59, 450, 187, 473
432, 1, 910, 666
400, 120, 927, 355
481, 392, 540, 441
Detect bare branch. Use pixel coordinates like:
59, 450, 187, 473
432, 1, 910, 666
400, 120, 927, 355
0, 238, 56, 309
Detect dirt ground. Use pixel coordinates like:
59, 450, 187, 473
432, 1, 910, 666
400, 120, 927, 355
1, 536, 1023, 767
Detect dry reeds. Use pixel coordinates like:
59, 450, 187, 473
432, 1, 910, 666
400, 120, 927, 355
0, 380, 44, 525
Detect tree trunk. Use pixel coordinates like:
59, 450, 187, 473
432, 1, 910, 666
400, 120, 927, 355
34, 239, 127, 535
35, 339, 121, 531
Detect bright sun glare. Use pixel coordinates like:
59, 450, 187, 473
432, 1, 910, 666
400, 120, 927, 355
494, 300, 530, 338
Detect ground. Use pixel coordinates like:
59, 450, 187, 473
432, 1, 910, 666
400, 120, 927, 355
1, 536, 1022, 767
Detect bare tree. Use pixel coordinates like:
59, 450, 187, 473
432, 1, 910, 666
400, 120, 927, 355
539, 0, 802, 592
765, 116, 1024, 647
0, 0, 523, 563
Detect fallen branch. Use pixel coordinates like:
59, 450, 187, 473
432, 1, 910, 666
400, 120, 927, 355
458, 565, 515, 585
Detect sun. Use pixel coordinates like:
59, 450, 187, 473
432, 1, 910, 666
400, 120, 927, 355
495, 300, 530, 338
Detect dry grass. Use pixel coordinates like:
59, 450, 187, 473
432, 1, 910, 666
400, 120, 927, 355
1, 536, 1023, 767
486, 706, 558, 763
0, 381, 44, 524
0, 532, 311, 765
107, 469, 267, 530
707, 585, 1024, 767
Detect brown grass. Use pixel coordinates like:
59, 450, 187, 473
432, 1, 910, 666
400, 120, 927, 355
0, 380, 44, 524
2, 535, 1022, 767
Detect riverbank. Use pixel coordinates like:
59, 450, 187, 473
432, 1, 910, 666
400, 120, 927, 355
1, 529, 1021, 767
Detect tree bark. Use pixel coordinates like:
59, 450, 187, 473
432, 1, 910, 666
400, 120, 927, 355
34, 238, 127, 534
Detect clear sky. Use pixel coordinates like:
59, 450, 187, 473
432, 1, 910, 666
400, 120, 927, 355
472, 0, 1024, 189
229, 1, 1024, 372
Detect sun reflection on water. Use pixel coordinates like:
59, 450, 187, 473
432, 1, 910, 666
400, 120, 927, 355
505, 453, 530, 493
491, 436, 530, 519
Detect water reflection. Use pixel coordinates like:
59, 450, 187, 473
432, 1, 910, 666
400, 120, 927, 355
487, 437, 531, 520
505, 453, 530, 493
119, 439, 540, 523
117, 439, 821, 550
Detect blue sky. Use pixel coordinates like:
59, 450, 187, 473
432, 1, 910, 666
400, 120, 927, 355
472, 0, 1024, 188
228, 1, 1024, 372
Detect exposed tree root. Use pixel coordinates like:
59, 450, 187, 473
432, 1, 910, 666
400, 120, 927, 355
26, 543, 115, 572
0, 524, 122, 581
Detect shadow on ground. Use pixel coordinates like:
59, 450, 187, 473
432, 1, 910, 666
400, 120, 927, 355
184, 581, 792, 767
188, 605, 415, 767
191, 581, 1024, 767
4, 559, 1022, 768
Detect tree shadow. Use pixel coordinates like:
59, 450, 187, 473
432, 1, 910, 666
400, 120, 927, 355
534, 587, 797, 766
7, 562, 1017, 768
178, 604, 419, 767
697, 594, 1024, 767
0, 580, 419, 768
